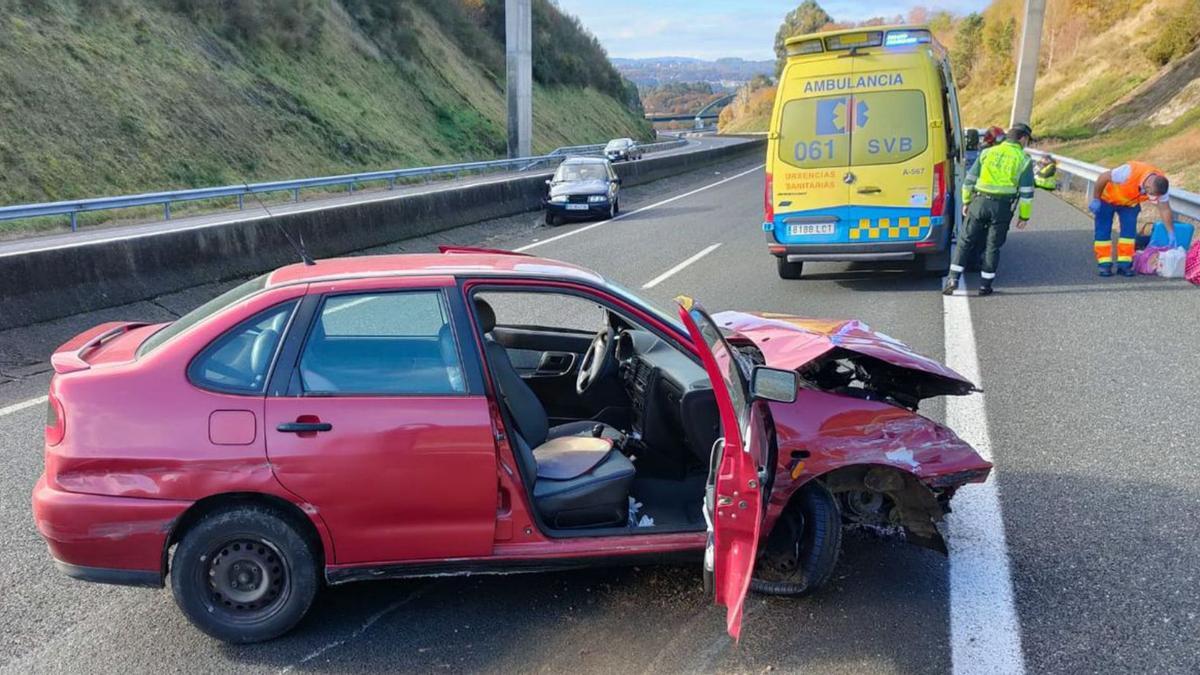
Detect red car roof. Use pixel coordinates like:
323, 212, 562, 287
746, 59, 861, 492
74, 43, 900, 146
266, 251, 604, 287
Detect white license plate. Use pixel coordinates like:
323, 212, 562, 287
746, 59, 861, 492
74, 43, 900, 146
788, 222, 835, 236
566, 203, 589, 210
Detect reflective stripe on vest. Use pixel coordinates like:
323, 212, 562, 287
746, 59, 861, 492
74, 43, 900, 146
1101, 161, 1162, 207
975, 141, 1031, 196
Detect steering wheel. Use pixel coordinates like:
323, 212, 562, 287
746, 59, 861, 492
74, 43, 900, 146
576, 322, 616, 396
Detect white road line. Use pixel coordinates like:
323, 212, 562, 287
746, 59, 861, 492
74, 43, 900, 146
0, 395, 48, 417
514, 163, 764, 253
642, 243, 722, 289
944, 277, 1026, 675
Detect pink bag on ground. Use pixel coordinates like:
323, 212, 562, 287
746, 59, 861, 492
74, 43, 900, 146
1186, 241, 1200, 286
1133, 246, 1171, 275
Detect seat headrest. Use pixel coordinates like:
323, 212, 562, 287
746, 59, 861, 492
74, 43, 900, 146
474, 298, 496, 333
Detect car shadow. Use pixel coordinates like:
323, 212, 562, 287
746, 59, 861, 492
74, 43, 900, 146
217, 530, 952, 673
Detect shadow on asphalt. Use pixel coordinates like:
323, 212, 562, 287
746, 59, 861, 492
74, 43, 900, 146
211, 531, 950, 673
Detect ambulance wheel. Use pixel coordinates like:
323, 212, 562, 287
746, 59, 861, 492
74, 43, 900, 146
918, 248, 951, 276
777, 258, 804, 279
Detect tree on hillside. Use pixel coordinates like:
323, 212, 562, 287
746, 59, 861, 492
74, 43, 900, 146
983, 15, 1017, 84
951, 13, 984, 85
774, 0, 833, 75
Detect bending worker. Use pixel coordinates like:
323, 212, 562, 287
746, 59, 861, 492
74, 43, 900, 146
943, 123, 1035, 297
1089, 161, 1174, 276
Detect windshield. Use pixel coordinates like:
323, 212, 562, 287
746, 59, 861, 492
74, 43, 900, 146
554, 163, 608, 182
605, 139, 630, 151
603, 279, 684, 332
137, 274, 270, 356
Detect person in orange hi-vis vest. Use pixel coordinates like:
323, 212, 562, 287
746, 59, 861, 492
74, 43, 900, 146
1088, 161, 1175, 276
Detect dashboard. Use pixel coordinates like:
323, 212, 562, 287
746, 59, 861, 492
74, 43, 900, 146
615, 329, 720, 466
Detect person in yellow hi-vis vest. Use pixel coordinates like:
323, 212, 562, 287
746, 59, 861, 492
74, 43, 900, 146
1088, 161, 1174, 276
943, 123, 1035, 297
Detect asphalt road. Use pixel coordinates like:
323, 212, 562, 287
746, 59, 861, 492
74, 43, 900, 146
1, 150, 1197, 674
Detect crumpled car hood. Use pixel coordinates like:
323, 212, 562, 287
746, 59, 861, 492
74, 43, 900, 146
713, 310, 976, 402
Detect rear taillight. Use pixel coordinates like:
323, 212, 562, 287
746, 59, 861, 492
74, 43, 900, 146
763, 172, 774, 225
931, 161, 946, 218
45, 394, 65, 446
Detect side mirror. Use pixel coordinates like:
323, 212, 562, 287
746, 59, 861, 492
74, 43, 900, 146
750, 366, 798, 404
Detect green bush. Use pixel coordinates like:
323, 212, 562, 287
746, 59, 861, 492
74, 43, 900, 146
1145, 1, 1200, 65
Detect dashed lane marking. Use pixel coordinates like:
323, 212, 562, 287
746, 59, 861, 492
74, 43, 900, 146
0, 395, 47, 417
642, 243, 722, 289
514, 164, 764, 253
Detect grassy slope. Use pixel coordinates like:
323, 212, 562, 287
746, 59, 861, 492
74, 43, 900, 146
0, 1, 652, 212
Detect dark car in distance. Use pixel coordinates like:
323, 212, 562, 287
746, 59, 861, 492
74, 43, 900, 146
604, 138, 642, 162
543, 157, 621, 226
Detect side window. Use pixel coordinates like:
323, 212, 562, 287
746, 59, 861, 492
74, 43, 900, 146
299, 291, 465, 396
474, 291, 606, 333
189, 301, 297, 395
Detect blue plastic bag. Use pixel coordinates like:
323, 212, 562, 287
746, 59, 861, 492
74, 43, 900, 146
1149, 221, 1195, 249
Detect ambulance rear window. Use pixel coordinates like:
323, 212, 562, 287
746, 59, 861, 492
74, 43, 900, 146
776, 89, 928, 169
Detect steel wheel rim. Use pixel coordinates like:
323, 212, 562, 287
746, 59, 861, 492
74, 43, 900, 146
203, 537, 290, 622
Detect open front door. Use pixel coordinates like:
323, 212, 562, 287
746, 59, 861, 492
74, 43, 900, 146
675, 296, 768, 641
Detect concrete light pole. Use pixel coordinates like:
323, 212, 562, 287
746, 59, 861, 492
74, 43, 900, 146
1010, 0, 1047, 128
505, 0, 533, 158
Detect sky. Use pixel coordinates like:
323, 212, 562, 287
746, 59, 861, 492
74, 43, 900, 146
554, 0, 992, 60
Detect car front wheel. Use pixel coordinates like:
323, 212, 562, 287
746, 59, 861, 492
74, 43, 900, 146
777, 257, 804, 279
749, 481, 841, 596
545, 212, 560, 226
170, 505, 318, 644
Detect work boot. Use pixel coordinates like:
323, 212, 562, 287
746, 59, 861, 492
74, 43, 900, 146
942, 275, 959, 295
1118, 265, 1136, 277
1098, 264, 1113, 277
978, 281, 994, 296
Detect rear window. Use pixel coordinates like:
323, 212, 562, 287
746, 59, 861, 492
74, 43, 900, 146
137, 274, 269, 357
777, 89, 929, 169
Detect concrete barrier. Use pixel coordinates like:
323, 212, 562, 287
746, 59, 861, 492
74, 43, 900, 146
0, 138, 764, 330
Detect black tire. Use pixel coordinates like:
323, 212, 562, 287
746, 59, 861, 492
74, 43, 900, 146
750, 482, 841, 596
545, 212, 560, 227
777, 257, 805, 280
170, 505, 318, 644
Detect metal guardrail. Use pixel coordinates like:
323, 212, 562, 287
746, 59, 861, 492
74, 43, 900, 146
1027, 148, 1200, 223
0, 138, 687, 232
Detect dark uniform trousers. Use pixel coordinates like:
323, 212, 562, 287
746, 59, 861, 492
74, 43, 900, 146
954, 193, 1015, 276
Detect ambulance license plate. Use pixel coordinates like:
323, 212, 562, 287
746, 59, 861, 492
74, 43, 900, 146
788, 222, 835, 236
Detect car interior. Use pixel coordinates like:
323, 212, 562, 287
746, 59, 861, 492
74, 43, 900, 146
472, 290, 721, 535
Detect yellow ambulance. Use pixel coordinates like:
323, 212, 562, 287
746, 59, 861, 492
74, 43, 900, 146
763, 26, 965, 279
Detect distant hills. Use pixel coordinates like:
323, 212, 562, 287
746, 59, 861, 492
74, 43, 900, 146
613, 57, 774, 90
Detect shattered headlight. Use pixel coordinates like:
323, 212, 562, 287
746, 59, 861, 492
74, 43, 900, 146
549, 194, 568, 203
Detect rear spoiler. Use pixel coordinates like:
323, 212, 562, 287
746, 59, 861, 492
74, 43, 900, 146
50, 322, 148, 374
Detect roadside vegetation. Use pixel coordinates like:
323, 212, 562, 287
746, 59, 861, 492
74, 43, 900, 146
718, 0, 1200, 185
0, 0, 651, 233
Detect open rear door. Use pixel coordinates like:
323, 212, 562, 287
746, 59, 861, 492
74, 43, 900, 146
675, 296, 768, 641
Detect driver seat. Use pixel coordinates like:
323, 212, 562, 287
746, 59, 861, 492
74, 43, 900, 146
475, 299, 634, 528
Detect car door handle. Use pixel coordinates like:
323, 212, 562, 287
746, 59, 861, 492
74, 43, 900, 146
277, 421, 332, 433
856, 186, 882, 194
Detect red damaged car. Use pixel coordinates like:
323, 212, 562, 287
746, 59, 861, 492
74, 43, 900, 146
32, 247, 990, 643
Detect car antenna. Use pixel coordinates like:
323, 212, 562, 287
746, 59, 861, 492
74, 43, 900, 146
239, 180, 316, 266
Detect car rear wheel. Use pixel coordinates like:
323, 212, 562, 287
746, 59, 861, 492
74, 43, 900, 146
170, 505, 318, 644
777, 258, 804, 279
750, 481, 841, 596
